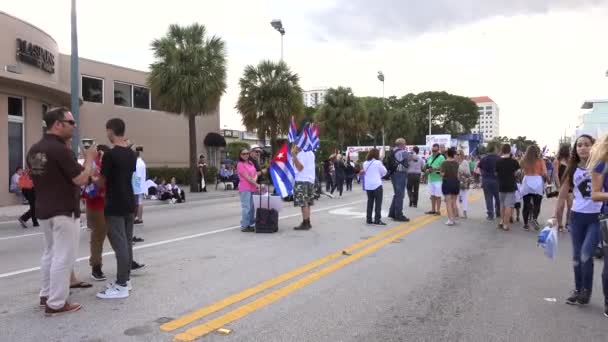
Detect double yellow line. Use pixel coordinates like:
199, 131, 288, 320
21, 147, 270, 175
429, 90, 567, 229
162, 214, 440, 341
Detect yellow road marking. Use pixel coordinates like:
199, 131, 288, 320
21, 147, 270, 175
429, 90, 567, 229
173, 215, 439, 341
161, 215, 430, 332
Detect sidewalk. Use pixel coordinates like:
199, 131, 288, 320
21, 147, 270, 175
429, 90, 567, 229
0, 185, 239, 223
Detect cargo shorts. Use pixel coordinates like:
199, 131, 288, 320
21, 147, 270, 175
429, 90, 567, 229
294, 181, 315, 207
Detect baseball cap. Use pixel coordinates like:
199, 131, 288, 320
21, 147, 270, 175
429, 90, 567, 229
250, 144, 262, 151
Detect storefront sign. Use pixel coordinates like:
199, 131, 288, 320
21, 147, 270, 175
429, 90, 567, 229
15, 38, 55, 74
425, 134, 451, 147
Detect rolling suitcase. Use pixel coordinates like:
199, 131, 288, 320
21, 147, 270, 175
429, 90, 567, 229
255, 188, 279, 233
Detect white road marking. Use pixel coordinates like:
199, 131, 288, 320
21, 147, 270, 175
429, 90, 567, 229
0, 199, 367, 279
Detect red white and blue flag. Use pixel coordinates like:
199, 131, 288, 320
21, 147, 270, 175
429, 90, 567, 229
269, 143, 296, 198
295, 123, 320, 152
288, 116, 298, 143
307, 124, 320, 151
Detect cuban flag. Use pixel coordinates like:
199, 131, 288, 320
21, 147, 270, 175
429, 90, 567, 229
269, 143, 296, 198
296, 123, 310, 151
288, 116, 298, 143
541, 145, 548, 156
307, 124, 320, 151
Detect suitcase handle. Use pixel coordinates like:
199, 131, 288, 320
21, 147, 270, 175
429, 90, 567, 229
258, 184, 270, 209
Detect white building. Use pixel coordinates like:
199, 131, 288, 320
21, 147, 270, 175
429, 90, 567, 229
471, 96, 500, 142
303, 87, 328, 107
574, 99, 608, 139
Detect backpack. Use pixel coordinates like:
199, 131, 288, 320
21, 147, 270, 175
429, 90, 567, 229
384, 149, 408, 173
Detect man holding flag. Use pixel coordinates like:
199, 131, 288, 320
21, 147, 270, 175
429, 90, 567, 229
291, 141, 316, 230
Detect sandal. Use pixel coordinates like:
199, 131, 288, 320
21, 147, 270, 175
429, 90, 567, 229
558, 225, 565, 233
502, 225, 510, 231
70, 281, 93, 289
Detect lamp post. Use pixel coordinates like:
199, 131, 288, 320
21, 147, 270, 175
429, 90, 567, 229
270, 19, 285, 61
70, 0, 80, 153
425, 98, 432, 136
377, 71, 385, 155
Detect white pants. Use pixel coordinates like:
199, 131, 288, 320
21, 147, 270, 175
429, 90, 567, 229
39, 215, 80, 309
459, 190, 469, 211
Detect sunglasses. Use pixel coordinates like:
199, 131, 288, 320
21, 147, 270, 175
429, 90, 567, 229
241, 152, 250, 155
60, 119, 76, 126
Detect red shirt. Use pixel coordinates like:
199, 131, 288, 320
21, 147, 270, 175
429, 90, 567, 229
84, 156, 105, 211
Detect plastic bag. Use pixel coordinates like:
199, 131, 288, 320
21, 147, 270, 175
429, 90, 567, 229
537, 219, 558, 260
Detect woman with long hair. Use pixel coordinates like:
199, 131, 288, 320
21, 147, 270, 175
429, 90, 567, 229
589, 134, 608, 317
362, 148, 387, 225
441, 148, 460, 226
236, 149, 258, 232
554, 135, 601, 307
554, 144, 573, 232
520, 145, 548, 230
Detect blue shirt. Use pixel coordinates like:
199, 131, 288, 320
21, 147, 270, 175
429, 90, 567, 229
479, 154, 500, 180
594, 161, 608, 213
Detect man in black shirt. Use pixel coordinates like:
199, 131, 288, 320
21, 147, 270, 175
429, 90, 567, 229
496, 144, 521, 231
96, 118, 137, 299
28, 107, 97, 316
479, 145, 501, 220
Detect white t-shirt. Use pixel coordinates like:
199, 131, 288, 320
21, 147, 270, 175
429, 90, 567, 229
362, 159, 387, 191
294, 151, 316, 183
132, 157, 147, 195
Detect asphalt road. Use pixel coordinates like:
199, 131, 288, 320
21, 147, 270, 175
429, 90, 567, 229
0, 183, 607, 342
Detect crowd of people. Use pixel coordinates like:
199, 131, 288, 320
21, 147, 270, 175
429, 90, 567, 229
13, 107, 608, 318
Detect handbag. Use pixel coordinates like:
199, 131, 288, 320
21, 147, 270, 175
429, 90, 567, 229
255, 186, 279, 233
545, 183, 558, 199
361, 160, 374, 190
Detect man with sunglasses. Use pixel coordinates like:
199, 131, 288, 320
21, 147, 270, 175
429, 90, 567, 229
27, 107, 97, 316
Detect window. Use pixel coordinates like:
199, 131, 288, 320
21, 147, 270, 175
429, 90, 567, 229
486, 106, 492, 110
8, 97, 24, 189
82, 76, 104, 103
133, 86, 150, 109
8, 97, 23, 116
114, 82, 132, 107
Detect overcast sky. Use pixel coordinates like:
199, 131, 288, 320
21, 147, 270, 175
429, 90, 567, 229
4, 0, 608, 148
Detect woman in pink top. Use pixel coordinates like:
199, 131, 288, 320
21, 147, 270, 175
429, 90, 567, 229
237, 149, 258, 232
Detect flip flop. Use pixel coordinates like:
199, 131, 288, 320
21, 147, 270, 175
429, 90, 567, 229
70, 281, 93, 289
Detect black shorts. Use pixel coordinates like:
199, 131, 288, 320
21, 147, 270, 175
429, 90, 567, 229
442, 178, 460, 196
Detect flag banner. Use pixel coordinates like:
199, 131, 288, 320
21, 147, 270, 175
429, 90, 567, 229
296, 123, 310, 151
288, 116, 297, 143
269, 143, 295, 198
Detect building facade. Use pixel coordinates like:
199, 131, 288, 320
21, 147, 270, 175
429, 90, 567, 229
471, 96, 500, 142
303, 87, 328, 107
1, 12, 220, 206
575, 99, 608, 139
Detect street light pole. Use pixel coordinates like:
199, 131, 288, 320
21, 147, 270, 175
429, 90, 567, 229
70, 0, 80, 153
270, 20, 285, 61
426, 98, 432, 136
377, 71, 385, 155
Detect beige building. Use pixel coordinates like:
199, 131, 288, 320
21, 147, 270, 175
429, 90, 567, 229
0, 12, 220, 206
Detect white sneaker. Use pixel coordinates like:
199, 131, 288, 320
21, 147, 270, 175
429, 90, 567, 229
97, 284, 129, 299
105, 280, 132, 291
445, 220, 455, 226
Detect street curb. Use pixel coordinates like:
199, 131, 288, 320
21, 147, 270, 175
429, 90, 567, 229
0, 190, 240, 223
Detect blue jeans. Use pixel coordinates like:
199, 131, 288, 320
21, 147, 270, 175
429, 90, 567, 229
569, 211, 600, 292
239, 191, 255, 229
482, 178, 500, 218
389, 172, 407, 218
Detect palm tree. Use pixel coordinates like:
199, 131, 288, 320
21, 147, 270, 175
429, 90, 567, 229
148, 24, 227, 192
236, 60, 303, 154
316, 87, 364, 148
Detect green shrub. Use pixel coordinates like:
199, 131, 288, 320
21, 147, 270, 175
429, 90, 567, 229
226, 142, 250, 161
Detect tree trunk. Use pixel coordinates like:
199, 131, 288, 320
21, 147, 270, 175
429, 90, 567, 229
270, 124, 277, 156
188, 113, 199, 193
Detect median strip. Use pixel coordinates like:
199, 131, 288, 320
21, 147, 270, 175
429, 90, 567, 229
173, 215, 439, 341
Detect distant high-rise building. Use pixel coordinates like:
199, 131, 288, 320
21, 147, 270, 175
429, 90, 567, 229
303, 87, 328, 107
471, 96, 500, 142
